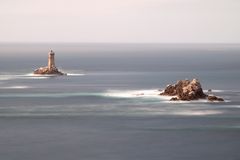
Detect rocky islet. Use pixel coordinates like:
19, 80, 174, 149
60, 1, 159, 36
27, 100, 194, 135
160, 79, 224, 102
33, 50, 65, 75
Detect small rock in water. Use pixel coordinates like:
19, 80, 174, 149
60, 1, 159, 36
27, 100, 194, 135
170, 97, 179, 101
207, 95, 224, 102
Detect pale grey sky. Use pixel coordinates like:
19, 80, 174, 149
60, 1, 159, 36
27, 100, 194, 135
1, 0, 240, 43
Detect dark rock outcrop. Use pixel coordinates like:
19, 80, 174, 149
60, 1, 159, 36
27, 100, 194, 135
207, 95, 224, 102
170, 97, 179, 101
160, 79, 207, 101
160, 79, 224, 101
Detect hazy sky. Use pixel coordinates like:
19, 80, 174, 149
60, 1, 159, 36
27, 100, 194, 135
1, 0, 240, 43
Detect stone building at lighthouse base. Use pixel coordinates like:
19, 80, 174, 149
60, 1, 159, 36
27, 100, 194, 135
33, 50, 65, 75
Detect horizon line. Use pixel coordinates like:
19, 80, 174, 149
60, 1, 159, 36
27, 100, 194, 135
0, 42, 240, 45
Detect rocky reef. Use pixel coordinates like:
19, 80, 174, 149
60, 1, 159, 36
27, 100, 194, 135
34, 66, 64, 75
33, 50, 65, 75
160, 79, 224, 101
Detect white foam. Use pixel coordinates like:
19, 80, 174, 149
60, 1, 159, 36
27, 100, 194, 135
0, 75, 19, 80
212, 90, 225, 93
136, 107, 223, 116
0, 73, 51, 80
166, 99, 210, 104
104, 89, 230, 103
24, 73, 55, 77
25, 73, 85, 77
23, 73, 58, 79
203, 89, 225, 93
219, 105, 240, 108
0, 85, 30, 89
24, 73, 35, 76
0, 76, 12, 80
172, 110, 223, 116
67, 73, 85, 76
104, 89, 170, 100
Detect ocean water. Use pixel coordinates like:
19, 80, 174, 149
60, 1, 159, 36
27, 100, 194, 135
0, 43, 240, 160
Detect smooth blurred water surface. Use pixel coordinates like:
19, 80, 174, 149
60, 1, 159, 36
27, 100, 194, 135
0, 43, 240, 160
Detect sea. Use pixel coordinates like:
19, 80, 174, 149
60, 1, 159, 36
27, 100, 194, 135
0, 43, 240, 160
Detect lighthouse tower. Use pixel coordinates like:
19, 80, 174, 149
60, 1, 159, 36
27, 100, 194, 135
48, 50, 56, 70
34, 50, 65, 75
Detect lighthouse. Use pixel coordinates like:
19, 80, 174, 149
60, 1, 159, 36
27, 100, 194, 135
48, 50, 56, 70
33, 50, 65, 75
